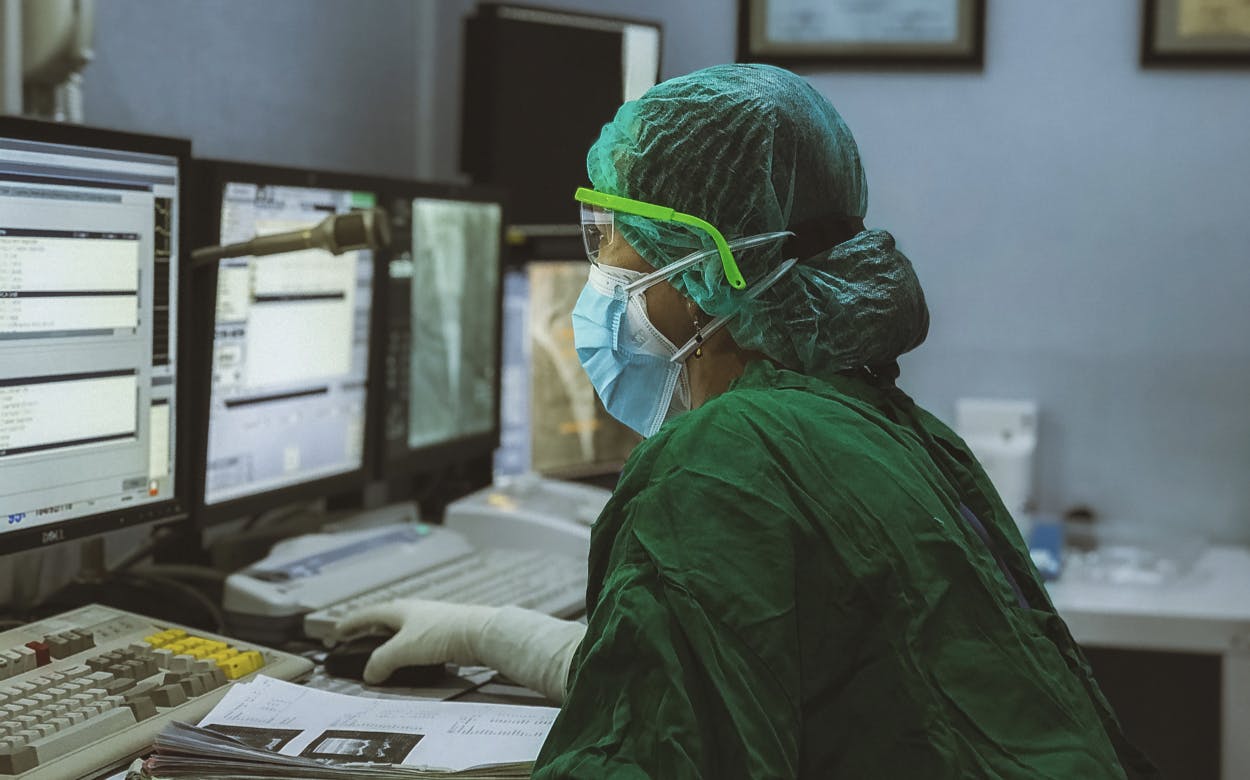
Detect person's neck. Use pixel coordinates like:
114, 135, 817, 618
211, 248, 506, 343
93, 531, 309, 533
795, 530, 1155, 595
686, 328, 766, 408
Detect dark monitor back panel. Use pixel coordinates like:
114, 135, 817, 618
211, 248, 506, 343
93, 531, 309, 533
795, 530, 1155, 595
189, 160, 407, 527
461, 3, 661, 231
0, 117, 192, 554
375, 183, 507, 484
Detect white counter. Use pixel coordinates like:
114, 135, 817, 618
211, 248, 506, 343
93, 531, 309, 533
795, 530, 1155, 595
1047, 545, 1250, 780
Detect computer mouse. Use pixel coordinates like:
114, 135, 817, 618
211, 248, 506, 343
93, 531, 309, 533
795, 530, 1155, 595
324, 634, 448, 687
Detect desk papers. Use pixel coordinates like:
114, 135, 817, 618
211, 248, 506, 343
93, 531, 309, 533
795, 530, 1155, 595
133, 675, 558, 779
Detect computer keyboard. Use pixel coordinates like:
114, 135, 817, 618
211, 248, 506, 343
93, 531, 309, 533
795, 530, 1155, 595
303, 547, 586, 641
0, 604, 312, 779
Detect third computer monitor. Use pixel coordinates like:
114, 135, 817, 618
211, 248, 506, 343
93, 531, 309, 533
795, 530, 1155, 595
193, 161, 385, 523
377, 184, 505, 480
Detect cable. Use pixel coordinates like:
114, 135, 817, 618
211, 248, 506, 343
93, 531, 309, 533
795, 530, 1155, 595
133, 564, 228, 588
112, 525, 182, 572
113, 571, 225, 633
240, 500, 323, 533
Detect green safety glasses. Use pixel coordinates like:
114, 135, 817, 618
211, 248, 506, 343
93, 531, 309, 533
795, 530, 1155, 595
574, 187, 747, 290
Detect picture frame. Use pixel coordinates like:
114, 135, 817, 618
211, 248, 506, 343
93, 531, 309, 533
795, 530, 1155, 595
736, 0, 985, 68
1142, 0, 1250, 66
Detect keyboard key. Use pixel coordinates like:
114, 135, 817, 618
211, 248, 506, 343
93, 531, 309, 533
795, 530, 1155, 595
150, 685, 186, 708
143, 629, 186, 648
178, 676, 206, 697
45, 634, 73, 659
100, 677, 135, 695
29, 707, 137, 765
0, 743, 35, 774
66, 630, 94, 654
11, 649, 34, 675
84, 656, 111, 672
123, 693, 157, 721
215, 654, 251, 680
166, 654, 194, 674
1, 735, 27, 749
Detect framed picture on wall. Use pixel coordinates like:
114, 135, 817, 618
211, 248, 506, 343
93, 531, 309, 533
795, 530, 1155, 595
737, 0, 985, 68
1143, 0, 1250, 65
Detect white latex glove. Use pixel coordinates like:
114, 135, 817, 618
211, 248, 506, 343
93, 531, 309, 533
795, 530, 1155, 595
334, 599, 586, 703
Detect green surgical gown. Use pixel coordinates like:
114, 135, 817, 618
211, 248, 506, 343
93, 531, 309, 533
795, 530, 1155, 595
533, 362, 1156, 779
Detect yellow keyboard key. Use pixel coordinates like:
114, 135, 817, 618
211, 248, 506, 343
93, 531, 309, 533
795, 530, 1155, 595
144, 629, 187, 647
239, 650, 264, 674
206, 649, 239, 664
216, 654, 252, 680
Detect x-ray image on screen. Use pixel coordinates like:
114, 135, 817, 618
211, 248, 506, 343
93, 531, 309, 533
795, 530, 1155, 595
407, 198, 501, 450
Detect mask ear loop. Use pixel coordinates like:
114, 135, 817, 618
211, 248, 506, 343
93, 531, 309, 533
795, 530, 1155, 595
670, 258, 799, 364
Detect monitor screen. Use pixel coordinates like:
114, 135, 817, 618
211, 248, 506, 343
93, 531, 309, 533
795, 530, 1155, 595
0, 121, 186, 550
201, 179, 375, 508
461, 4, 660, 231
494, 260, 644, 482
379, 191, 503, 474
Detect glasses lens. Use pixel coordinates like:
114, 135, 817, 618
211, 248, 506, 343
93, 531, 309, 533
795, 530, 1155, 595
579, 204, 613, 264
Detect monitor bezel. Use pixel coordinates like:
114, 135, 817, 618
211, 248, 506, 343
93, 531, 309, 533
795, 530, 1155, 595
189, 159, 403, 528
0, 116, 193, 554
373, 180, 508, 485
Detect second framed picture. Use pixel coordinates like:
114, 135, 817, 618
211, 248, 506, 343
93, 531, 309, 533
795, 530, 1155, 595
1142, 0, 1250, 66
737, 0, 986, 68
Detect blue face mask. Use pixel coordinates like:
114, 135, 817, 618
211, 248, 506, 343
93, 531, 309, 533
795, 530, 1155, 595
571, 235, 797, 438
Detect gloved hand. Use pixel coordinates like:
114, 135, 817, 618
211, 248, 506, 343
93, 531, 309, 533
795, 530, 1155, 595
334, 599, 586, 703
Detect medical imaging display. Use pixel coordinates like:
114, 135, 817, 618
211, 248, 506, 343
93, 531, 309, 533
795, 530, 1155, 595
203, 182, 375, 505
405, 198, 502, 450
526, 262, 640, 476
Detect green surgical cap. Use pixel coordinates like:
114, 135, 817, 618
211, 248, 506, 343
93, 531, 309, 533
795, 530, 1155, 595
586, 63, 929, 376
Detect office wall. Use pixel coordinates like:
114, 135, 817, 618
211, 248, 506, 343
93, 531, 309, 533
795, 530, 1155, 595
30, 1, 1249, 546
82, 0, 424, 177
436, 1, 1250, 543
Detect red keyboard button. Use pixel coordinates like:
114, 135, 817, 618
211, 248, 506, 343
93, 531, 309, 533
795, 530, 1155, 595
24, 641, 51, 666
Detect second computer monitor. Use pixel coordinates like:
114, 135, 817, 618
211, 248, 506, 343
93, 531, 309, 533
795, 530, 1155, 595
378, 185, 505, 478
194, 162, 383, 522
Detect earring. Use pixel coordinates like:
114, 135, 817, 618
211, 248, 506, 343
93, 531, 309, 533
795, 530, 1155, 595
688, 303, 705, 359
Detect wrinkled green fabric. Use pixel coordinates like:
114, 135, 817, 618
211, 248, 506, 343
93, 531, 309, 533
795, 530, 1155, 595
533, 362, 1156, 779
585, 64, 928, 376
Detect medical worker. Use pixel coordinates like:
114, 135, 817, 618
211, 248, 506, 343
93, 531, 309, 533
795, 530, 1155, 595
338, 64, 1157, 779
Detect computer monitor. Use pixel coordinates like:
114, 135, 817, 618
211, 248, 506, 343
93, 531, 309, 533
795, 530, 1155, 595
191, 161, 386, 524
375, 183, 506, 482
0, 117, 190, 553
461, 3, 661, 233
522, 261, 641, 478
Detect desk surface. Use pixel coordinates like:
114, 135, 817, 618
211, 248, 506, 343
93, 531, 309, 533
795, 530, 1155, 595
1048, 544, 1250, 620
1047, 544, 1250, 653
1047, 544, 1250, 780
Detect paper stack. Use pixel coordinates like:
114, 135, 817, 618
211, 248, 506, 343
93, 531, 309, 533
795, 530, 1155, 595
129, 675, 558, 779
